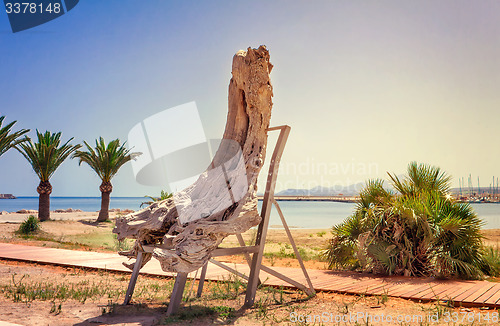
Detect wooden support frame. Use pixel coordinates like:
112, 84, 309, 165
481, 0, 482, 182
244, 125, 315, 306
122, 125, 315, 315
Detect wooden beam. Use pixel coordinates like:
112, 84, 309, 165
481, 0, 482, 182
209, 259, 249, 281
212, 246, 259, 257
245, 125, 291, 307
196, 263, 208, 297
273, 199, 316, 296
123, 251, 144, 305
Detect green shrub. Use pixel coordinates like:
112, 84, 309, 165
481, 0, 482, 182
482, 247, 500, 277
324, 162, 494, 280
17, 215, 40, 235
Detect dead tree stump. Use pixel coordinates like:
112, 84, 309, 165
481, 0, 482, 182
113, 46, 274, 273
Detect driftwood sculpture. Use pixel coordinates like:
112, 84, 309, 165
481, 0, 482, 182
114, 46, 274, 273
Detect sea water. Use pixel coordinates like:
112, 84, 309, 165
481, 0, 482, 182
1, 197, 500, 229
0, 197, 145, 212
263, 202, 500, 229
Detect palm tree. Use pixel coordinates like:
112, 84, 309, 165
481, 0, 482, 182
72, 137, 132, 222
0, 116, 29, 158
16, 131, 81, 221
324, 162, 493, 280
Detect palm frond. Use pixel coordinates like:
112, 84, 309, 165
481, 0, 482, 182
357, 179, 392, 211
72, 137, 132, 183
15, 130, 81, 181
434, 251, 485, 279
0, 116, 29, 158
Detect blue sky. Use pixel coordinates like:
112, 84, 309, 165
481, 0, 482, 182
1, 1, 500, 197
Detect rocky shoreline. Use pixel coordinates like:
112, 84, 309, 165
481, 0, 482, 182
0, 208, 134, 214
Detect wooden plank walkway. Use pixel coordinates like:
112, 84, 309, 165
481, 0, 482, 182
1, 243, 500, 308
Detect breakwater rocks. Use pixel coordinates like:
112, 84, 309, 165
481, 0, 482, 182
53, 208, 83, 213
15, 209, 38, 214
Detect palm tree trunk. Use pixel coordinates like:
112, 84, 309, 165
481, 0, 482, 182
37, 181, 52, 221
97, 181, 113, 222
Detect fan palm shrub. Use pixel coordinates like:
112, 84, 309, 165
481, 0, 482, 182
72, 137, 132, 222
140, 190, 173, 208
16, 131, 81, 221
0, 116, 29, 158
324, 162, 494, 280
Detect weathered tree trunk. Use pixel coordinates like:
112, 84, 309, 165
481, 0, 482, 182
37, 181, 52, 221
97, 181, 113, 222
114, 46, 274, 273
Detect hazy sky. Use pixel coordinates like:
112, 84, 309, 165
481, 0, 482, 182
1, 1, 500, 197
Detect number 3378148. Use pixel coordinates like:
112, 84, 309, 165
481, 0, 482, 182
5, 2, 61, 14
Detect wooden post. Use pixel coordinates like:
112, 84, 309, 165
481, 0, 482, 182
123, 250, 144, 305
166, 272, 188, 316
244, 126, 290, 307
236, 233, 254, 267
196, 263, 208, 297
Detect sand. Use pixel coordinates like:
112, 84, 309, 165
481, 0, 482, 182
1, 210, 499, 246
0, 211, 121, 224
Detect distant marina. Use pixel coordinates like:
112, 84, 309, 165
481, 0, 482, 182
260, 195, 500, 204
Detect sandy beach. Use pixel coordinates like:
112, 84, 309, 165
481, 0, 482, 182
0, 210, 131, 224
2, 210, 500, 244
1, 210, 499, 270
0, 211, 331, 269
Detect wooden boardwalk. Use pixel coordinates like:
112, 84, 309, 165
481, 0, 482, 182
1, 243, 500, 307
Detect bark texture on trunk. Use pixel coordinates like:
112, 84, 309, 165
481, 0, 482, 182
114, 46, 274, 273
97, 181, 113, 222
37, 180, 52, 222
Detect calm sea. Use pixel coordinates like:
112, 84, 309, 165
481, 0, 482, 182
1, 197, 500, 229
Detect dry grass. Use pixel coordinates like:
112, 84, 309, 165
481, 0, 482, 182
1, 260, 499, 325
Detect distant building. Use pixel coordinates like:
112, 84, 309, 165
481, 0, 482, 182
0, 194, 16, 199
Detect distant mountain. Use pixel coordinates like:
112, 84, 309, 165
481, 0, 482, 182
275, 183, 365, 197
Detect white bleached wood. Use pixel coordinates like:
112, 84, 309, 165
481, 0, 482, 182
113, 46, 273, 273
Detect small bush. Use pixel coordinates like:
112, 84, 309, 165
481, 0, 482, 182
316, 231, 327, 237
17, 215, 40, 235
